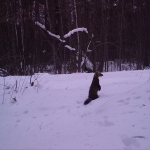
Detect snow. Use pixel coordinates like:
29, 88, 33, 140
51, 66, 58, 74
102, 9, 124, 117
35, 21, 65, 43
0, 70, 150, 149
35, 21, 46, 30
64, 27, 88, 38
87, 49, 92, 52
85, 57, 93, 70
65, 45, 76, 51
81, 56, 93, 71
86, 40, 92, 52
35, 22, 88, 43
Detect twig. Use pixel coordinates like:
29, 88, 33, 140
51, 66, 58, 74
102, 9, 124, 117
30, 74, 32, 84
40, 81, 48, 86
10, 83, 16, 101
37, 122, 43, 130
22, 86, 28, 95
33, 75, 40, 93
140, 70, 143, 78
15, 80, 18, 92
20, 76, 27, 92
16, 76, 22, 91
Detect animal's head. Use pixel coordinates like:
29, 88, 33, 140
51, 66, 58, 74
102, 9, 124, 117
95, 71, 103, 77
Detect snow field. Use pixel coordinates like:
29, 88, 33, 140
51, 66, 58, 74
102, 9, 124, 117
0, 70, 150, 149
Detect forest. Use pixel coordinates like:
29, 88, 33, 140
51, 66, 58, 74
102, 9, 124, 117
0, 0, 150, 75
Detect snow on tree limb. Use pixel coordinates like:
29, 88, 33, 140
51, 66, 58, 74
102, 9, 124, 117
35, 21, 65, 43
87, 49, 92, 52
87, 40, 92, 52
64, 28, 88, 38
35, 21, 46, 30
65, 45, 76, 51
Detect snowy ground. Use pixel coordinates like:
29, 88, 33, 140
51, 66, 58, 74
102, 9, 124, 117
0, 70, 150, 149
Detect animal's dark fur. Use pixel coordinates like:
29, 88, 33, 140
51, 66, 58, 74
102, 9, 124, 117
84, 72, 103, 105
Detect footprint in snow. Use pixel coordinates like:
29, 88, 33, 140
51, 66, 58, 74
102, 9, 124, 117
146, 90, 150, 93
122, 111, 136, 114
76, 101, 83, 104
98, 120, 114, 127
16, 119, 20, 122
121, 135, 140, 148
126, 97, 130, 101
59, 106, 67, 109
24, 110, 28, 114
81, 112, 91, 118
117, 99, 124, 103
103, 116, 108, 119
128, 111, 135, 114
134, 96, 141, 100
76, 106, 80, 108
95, 108, 104, 114
117, 99, 129, 106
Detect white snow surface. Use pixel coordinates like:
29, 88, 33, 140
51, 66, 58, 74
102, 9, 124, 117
0, 70, 150, 149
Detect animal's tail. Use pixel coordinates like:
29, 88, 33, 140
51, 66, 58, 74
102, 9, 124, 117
84, 98, 92, 105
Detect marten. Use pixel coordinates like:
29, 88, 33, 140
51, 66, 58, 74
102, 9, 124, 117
84, 72, 103, 105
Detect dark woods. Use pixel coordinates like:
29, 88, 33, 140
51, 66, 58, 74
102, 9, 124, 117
0, 0, 150, 76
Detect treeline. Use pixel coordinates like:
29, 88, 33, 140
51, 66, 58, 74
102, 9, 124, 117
0, 0, 150, 75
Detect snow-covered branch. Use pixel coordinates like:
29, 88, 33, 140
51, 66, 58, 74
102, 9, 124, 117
64, 28, 88, 38
35, 21, 65, 43
87, 49, 92, 52
87, 40, 92, 52
65, 45, 76, 51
